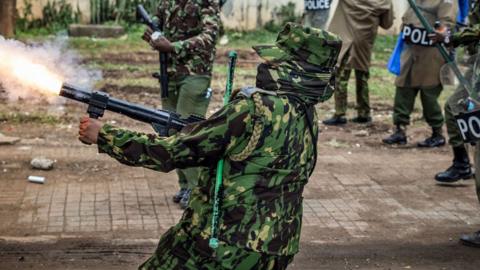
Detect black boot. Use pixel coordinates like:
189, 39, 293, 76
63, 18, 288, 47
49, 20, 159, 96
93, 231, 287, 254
179, 189, 192, 209
351, 116, 372, 124
382, 125, 407, 145
323, 115, 347, 126
460, 231, 480, 248
173, 188, 188, 203
435, 146, 473, 184
417, 128, 446, 148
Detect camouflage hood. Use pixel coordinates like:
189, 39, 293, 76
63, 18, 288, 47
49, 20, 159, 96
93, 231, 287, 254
253, 23, 342, 104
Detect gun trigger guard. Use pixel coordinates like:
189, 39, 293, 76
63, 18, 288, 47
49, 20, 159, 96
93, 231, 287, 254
152, 123, 168, 137
152, 113, 175, 137
87, 91, 109, 119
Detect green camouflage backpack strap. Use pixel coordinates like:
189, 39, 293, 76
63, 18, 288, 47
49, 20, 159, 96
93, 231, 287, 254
228, 86, 275, 161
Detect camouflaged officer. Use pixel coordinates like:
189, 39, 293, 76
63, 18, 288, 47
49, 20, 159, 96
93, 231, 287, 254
430, 0, 480, 247
383, 0, 457, 147
323, 0, 394, 125
78, 23, 342, 269
142, 0, 220, 209
433, 2, 478, 185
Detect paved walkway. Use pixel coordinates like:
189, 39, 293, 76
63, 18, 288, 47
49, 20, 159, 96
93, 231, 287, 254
1, 139, 479, 245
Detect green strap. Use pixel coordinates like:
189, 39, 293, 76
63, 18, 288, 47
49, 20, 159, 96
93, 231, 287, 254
210, 51, 237, 249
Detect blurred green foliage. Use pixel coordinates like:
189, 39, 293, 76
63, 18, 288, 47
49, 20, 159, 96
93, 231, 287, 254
16, 0, 81, 33
265, 2, 301, 33
90, 0, 159, 25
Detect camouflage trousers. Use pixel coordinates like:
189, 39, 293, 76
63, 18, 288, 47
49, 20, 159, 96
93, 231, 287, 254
474, 146, 480, 204
444, 63, 475, 147
139, 227, 294, 270
162, 75, 212, 189
392, 85, 444, 130
444, 91, 468, 147
334, 68, 371, 118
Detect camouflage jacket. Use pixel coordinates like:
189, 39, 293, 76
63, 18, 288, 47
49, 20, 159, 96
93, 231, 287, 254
97, 90, 318, 256
452, 1, 480, 50
157, 0, 220, 77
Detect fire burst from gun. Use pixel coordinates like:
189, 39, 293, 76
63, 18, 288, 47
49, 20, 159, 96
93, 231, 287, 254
0, 36, 100, 101
0, 52, 63, 96
0, 36, 202, 136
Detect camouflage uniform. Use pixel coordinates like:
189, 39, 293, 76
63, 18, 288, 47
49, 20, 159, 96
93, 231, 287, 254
96, 23, 342, 269
445, 3, 480, 148
156, 0, 220, 191
435, 2, 478, 183
435, 2, 480, 247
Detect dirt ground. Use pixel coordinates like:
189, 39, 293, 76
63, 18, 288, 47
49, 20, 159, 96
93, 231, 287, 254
2, 236, 480, 270
1, 47, 480, 269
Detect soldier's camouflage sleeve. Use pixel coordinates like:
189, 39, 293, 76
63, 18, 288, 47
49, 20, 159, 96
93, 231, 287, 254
97, 98, 253, 172
452, 24, 480, 48
172, 0, 220, 58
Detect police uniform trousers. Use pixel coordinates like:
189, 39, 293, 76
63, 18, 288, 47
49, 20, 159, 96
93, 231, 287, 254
392, 85, 444, 130
162, 75, 211, 189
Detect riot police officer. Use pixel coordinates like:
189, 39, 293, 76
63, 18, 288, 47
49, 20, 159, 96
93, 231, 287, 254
383, 0, 457, 147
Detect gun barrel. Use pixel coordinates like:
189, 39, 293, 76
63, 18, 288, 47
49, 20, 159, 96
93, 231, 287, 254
60, 83, 196, 132
137, 5, 159, 32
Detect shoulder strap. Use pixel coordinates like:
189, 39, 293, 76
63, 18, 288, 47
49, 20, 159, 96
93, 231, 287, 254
229, 92, 265, 161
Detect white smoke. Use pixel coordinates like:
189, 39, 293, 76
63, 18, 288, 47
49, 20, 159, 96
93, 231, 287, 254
0, 35, 102, 101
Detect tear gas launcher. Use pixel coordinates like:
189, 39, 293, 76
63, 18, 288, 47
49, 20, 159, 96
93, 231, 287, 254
59, 83, 204, 136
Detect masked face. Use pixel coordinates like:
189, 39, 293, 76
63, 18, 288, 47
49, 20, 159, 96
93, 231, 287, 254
255, 61, 335, 104
256, 63, 279, 90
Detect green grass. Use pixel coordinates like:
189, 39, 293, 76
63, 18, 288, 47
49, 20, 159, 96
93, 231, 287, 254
0, 112, 62, 124
213, 65, 256, 77
68, 25, 147, 56
372, 34, 397, 64
16, 25, 278, 56
100, 77, 159, 88
221, 29, 277, 49
368, 66, 396, 99
87, 62, 157, 72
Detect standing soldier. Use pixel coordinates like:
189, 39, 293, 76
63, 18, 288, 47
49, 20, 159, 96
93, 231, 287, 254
434, 1, 477, 184
430, 1, 480, 247
383, 0, 457, 146
303, 0, 332, 30
323, 0, 394, 125
78, 23, 342, 269
143, 0, 220, 209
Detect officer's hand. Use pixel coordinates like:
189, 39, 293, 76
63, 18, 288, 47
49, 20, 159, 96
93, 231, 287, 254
142, 28, 153, 43
428, 26, 451, 45
78, 116, 102, 145
149, 36, 174, 53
